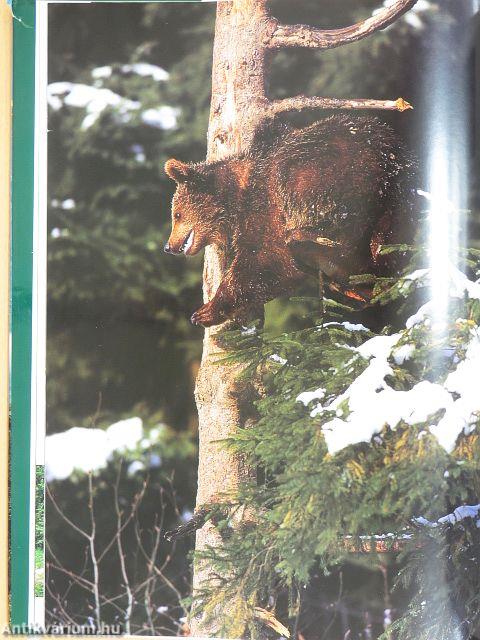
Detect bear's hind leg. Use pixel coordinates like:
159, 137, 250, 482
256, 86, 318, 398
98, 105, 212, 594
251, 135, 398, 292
190, 274, 238, 327
191, 298, 229, 327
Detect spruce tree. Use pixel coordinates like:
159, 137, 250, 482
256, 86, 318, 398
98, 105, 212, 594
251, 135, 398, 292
193, 233, 480, 638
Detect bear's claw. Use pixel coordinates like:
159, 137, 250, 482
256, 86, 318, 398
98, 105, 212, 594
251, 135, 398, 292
190, 313, 200, 326
191, 303, 223, 327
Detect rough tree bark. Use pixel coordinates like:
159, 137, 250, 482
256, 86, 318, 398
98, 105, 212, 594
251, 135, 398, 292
191, 0, 418, 635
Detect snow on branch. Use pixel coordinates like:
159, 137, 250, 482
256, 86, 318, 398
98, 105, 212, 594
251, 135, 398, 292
296, 263, 480, 456
269, 96, 412, 116
268, 0, 420, 50
415, 505, 480, 529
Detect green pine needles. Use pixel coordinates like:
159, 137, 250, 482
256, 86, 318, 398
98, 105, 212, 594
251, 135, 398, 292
194, 246, 480, 639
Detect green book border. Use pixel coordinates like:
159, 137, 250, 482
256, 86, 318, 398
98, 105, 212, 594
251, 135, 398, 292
11, 0, 35, 626
9, 0, 205, 627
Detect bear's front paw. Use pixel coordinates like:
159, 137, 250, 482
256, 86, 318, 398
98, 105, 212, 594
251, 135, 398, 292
191, 302, 226, 328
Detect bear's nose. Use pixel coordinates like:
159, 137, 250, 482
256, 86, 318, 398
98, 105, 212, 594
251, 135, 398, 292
164, 243, 172, 254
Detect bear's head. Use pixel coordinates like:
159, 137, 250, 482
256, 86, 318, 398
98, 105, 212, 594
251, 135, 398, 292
164, 159, 226, 256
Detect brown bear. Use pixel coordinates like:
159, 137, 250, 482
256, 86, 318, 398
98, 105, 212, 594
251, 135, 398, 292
164, 115, 418, 327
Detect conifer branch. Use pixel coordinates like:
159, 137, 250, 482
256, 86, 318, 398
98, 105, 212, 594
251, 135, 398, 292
268, 0, 419, 50
269, 96, 413, 115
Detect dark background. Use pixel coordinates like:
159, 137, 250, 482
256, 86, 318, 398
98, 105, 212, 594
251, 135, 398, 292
46, 1, 480, 634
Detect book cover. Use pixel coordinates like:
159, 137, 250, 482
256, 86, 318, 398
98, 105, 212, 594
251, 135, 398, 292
6, 1, 480, 637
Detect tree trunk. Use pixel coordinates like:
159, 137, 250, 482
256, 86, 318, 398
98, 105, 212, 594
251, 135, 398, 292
190, 0, 419, 635
190, 1, 271, 635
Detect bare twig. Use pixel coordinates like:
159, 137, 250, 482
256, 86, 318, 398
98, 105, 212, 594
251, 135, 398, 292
143, 492, 164, 635
46, 483, 90, 542
47, 551, 133, 619
87, 473, 101, 629
46, 468, 188, 634
97, 479, 147, 564
47, 561, 95, 592
89, 392, 103, 429
46, 539, 99, 602
113, 464, 134, 634
144, 521, 162, 634
134, 518, 186, 615
44, 585, 78, 629
268, 0, 419, 50
60, 545, 90, 605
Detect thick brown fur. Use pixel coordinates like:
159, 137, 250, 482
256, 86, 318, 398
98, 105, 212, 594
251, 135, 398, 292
165, 115, 418, 327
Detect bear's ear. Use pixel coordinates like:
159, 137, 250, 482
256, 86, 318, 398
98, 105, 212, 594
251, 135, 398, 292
165, 159, 195, 183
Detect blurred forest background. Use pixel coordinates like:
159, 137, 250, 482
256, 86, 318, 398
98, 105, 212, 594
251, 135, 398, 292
45, 1, 479, 635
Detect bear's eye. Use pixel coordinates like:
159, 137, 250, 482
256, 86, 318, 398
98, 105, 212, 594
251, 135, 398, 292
174, 212, 181, 221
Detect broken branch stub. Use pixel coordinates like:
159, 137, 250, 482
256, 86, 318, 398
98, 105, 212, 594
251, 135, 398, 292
269, 96, 413, 116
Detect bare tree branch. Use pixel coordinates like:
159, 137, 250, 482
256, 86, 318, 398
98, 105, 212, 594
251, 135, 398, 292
45, 583, 79, 628
46, 468, 189, 633
268, 0, 419, 50
47, 561, 95, 592
143, 520, 161, 635
269, 96, 413, 116
143, 489, 166, 634
46, 483, 90, 542
134, 520, 186, 611
113, 464, 134, 635
87, 473, 101, 630
97, 478, 147, 564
